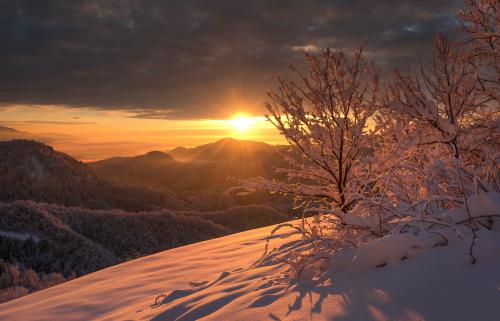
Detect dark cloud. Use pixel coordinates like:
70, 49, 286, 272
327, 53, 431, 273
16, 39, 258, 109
0, 0, 460, 119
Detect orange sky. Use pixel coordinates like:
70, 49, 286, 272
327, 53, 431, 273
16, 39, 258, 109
0, 105, 285, 161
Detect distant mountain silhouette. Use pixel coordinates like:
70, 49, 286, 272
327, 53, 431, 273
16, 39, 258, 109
169, 138, 283, 162
0, 140, 188, 211
0, 125, 71, 144
0, 125, 31, 140
89, 138, 290, 192
143, 150, 174, 160
90, 150, 175, 170
0, 125, 21, 133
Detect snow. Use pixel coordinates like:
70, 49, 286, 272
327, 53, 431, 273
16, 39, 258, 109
442, 192, 500, 223
342, 212, 380, 229
29, 156, 45, 181
468, 192, 500, 217
1, 218, 500, 321
0, 230, 40, 242
347, 233, 438, 273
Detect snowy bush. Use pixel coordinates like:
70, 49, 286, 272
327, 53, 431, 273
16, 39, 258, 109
239, 0, 500, 274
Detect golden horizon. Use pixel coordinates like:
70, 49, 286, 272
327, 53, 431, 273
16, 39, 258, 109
0, 105, 285, 162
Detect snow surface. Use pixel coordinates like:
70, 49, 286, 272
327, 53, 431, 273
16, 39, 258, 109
1, 218, 500, 321
0, 230, 40, 242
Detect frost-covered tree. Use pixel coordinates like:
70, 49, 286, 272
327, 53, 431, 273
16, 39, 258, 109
388, 34, 498, 197
242, 2, 498, 274
391, 35, 481, 155
381, 33, 500, 262
457, 0, 499, 101
239, 47, 391, 244
456, 0, 500, 191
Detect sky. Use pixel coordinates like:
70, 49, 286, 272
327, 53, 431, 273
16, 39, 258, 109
0, 0, 461, 161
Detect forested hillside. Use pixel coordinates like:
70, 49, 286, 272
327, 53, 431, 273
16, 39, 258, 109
0, 201, 287, 302
0, 140, 188, 211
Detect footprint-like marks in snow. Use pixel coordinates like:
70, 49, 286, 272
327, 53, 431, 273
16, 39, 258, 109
151, 271, 231, 308
189, 280, 209, 287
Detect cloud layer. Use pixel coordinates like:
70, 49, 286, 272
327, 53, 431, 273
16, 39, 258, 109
0, 0, 460, 119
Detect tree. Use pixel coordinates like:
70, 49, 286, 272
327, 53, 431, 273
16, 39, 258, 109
383, 33, 500, 263
388, 33, 498, 194
241, 29, 498, 270
390, 34, 485, 156
457, 0, 499, 101
238, 47, 390, 245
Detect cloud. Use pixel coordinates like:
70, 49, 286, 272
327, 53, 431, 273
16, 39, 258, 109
0, 0, 460, 119
21, 120, 97, 125
0, 119, 97, 125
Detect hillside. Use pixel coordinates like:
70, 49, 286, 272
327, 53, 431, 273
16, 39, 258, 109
89, 138, 290, 193
0, 140, 187, 211
0, 201, 288, 303
0, 139, 298, 304
1, 204, 499, 321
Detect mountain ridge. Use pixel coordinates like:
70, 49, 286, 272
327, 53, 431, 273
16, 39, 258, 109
0, 140, 188, 211
0, 125, 22, 133
89, 138, 290, 193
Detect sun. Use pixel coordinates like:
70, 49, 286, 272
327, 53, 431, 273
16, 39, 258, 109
229, 114, 254, 132
225, 113, 271, 139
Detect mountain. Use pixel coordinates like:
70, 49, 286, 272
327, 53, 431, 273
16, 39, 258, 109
0, 139, 299, 304
88, 150, 178, 188
0, 125, 70, 144
92, 150, 175, 167
0, 125, 30, 140
0, 140, 188, 211
0, 125, 20, 133
89, 138, 290, 193
1, 213, 499, 321
168, 137, 286, 162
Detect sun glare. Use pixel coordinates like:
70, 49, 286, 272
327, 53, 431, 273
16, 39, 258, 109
229, 114, 254, 132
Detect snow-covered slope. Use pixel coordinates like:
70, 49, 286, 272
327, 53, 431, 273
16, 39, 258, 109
1, 218, 499, 321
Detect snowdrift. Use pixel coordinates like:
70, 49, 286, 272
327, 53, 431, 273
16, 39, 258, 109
1, 209, 499, 321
